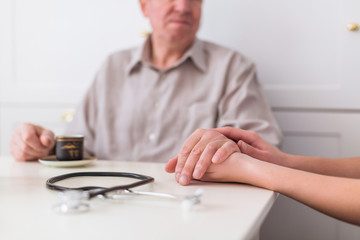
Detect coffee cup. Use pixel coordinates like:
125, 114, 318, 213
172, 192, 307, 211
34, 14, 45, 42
56, 135, 84, 160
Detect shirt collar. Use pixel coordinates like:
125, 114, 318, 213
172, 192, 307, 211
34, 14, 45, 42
177, 38, 207, 73
126, 36, 207, 75
125, 38, 149, 75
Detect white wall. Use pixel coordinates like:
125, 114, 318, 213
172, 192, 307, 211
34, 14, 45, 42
1, 0, 360, 239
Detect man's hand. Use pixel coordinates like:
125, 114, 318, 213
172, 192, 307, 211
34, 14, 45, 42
165, 128, 240, 185
10, 123, 55, 161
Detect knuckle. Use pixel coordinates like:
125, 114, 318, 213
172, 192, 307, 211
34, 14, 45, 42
22, 132, 33, 143
195, 162, 207, 172
195, 128, 205, 135
181, 165, 193, 176
175, 166, 183, 173
182, 165, 191, 173
204, 130, 218, 138
217, 142, 238, 158
206, 143, 217, 152
44, 129, 54, 138
191, 147, 202, 157
227, 140, 238, 149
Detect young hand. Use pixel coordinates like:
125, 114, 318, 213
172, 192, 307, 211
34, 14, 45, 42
213, 127, 287, 166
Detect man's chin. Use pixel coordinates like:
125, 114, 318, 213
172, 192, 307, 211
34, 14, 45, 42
166, 31, 196, 42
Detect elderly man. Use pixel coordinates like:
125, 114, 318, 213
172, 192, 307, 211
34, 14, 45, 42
10, 0, 282, 162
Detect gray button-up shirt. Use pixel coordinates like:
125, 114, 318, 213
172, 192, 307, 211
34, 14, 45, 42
66, 37, 282, 162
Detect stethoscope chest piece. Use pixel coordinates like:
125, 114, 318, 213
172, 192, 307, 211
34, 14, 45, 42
53, 190, 90, 214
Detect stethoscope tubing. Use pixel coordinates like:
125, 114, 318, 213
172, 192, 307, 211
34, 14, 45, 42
46, 171, 155, 199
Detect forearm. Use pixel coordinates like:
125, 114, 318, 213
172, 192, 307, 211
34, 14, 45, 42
241, 157, 360, 226
283, 154, 360, 178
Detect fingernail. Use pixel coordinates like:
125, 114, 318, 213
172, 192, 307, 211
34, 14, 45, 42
193, 169, 201, 179
179, 175, 188, 185
175, 173, 180, 181
241, 142, 247, 152
212, 155, 219, 163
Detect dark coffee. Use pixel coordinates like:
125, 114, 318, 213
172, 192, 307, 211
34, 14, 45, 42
56, 136, 84, 160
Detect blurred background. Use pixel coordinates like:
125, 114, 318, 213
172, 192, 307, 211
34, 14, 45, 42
0, 0, 359, 239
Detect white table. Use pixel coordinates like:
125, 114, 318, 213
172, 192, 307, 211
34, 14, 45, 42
0, 156, 277, 240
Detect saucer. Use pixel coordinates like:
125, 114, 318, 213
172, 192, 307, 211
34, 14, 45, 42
38, 155, 96, 168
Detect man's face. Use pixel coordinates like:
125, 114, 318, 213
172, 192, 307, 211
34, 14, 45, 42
140, 0, 202, 44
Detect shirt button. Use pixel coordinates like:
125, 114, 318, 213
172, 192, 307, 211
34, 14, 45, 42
149, 133, 156, 141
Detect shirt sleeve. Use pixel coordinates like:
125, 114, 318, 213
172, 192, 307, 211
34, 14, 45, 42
217, 54, 283, 147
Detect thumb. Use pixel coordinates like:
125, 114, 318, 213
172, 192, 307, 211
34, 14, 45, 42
39, 130, 55, 148
165, 156, 178, 173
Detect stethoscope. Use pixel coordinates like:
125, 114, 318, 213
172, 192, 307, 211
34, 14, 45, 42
47, 172, 203, 213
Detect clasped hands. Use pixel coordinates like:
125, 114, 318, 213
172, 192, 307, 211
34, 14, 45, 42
165, 127, 282, 185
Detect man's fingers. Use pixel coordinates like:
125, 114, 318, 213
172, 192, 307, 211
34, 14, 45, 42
192, 140, 240, 180
178, 141, 207, 185
39, 130, 55, 148
10, 135, 41, 161
20, 125, 45, 151
10, 123, 55, 161
14, 132, 43, 155
175, 128, 205, 180
192, 142, 219, 179
23, 125, 55, 154
178, 130, 226, 185
35, 126, 55, 148
172, 129, 243, 186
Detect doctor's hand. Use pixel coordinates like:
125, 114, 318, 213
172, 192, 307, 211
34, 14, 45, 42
10, 123, 55, 161
200, 152, 261, 184
213, 127, 287, 167
200, 152, 279, 192
165, 128, 240, 185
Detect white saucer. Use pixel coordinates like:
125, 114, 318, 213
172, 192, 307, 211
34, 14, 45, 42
38, 155, 96, 168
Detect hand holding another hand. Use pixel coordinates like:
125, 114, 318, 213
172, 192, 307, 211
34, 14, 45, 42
166, 127, 287, 186
165, 128, 240, 185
